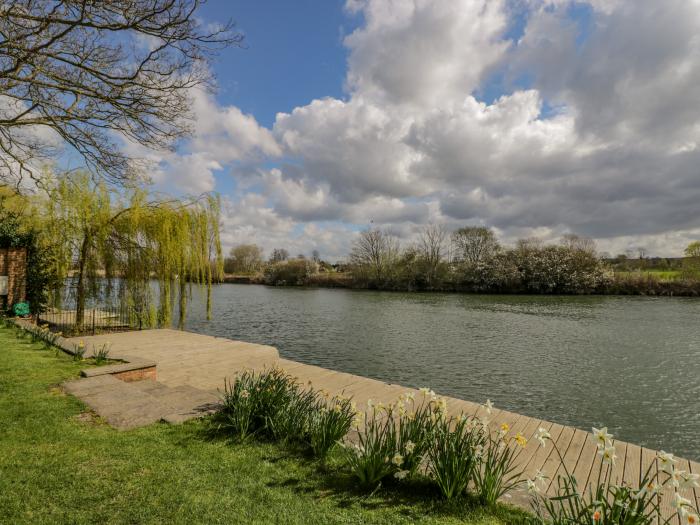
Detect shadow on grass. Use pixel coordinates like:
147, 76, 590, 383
195, 414, 531, 524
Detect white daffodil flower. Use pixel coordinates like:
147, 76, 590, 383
526, 479, 539, 495
658, 451, 678, 474
535, 427, 551, 448
405, 440, 415, 454
634, 480, 663, 500
394, 469, 409, 480
484, 399, 494, 414
680, 471, 700, 490
599, 445, 617, 465
592, 427, 613, 448
673, 492, 692, 511
392, 453, 404, 466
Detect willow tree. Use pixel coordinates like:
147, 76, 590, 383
38, 172, 223, 330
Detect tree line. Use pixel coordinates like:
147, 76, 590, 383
225, 226, 700, 295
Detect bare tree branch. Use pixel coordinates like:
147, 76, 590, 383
0, 0, 242, 186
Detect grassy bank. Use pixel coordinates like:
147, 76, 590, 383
0, 325, 526, 525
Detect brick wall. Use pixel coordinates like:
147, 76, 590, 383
0, 247, 27, 308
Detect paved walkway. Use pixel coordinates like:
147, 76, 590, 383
62, 329, 699, 523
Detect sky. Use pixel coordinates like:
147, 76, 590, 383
144, 0, 700, 260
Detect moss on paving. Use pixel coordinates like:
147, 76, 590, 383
0, 325, 528, 524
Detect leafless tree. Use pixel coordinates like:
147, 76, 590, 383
225, 244, 263, 275
350, 227, 400, 282
560, 233, 597, 254
418, 223, 447, 285
0, 1, 242, 186
269, 248, 289, 263
452, 226, 500, 265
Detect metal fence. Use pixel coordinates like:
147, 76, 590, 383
38, 306, 146, 336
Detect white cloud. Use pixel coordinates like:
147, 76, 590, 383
152, 0, 700, 257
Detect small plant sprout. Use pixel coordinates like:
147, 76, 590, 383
73, 340, 86, 361
93, 343, 111, 364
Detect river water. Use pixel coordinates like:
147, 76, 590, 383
181, 284, 700, 460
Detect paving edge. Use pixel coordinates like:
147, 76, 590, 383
10, 318, 158, 381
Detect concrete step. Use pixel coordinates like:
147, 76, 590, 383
63, 376, 220, 430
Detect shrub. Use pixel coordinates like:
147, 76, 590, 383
343, 401, 399, 488
93, 343, 111, 364
266, 386, 319, 444
396, 391, 440, 478
428, 413, 486, 500
213, 374, 260, 442
474, 425, 526, 505
264, 259, 318, 286
308, 394, 355, 460
72, 340, 86, 361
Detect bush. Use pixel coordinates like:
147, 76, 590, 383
428, 413, 486, 500
474, 426, 526, 505
308, 394, 355, 460
264, 259, 318, 286
213, 369, 355, 460
343, 401, 399, 488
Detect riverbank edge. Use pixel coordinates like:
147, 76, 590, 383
222, 274, 700, 297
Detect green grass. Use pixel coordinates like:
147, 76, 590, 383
0, 325, 528, 525
614, 269, 683, 280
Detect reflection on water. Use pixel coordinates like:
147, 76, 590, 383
180, 284, 700, 460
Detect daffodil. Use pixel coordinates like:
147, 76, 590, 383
673, 492, 692, 511
392, 453, 404, 466
633, 480, 662, 499
592, 427, 613, 448
535, 427, 551, 448
500, 422, 510, 433
680, 471, 700, 490
240, 389, 250, 399
658, 451, 678, 474
526, 479, 539, 495
394, 469, 409, 480
405, 440, 415, 454
599, 445, 617, 465
514, 432, 528, 448
483, 399, 494, 414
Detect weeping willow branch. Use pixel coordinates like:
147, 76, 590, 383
34, 171, 223, 330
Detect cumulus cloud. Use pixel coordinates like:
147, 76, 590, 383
154, 0, 700, 258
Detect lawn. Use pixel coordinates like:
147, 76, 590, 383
0, 324, 527, 525
613, 269, 683, 280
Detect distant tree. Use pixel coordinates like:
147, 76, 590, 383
349, 228, 400, 283
560, 234, 596, 254
0, 1, 242, 186
685, 241, 700, 258
684, 241, 700, 279
225, 244, 263, 275
452, 227, 500, 265
417, 224, 448, 287
269, 248, 289, 263
311, 249, 321, 263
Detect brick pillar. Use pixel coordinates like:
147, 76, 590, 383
0, 247, 27, 308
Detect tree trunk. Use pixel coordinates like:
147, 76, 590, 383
75, 232, 90, 329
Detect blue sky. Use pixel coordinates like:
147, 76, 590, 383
142, 0, 700, 259
198, 1, 359, 128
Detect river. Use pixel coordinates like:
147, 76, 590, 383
180, 284, 700, 460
